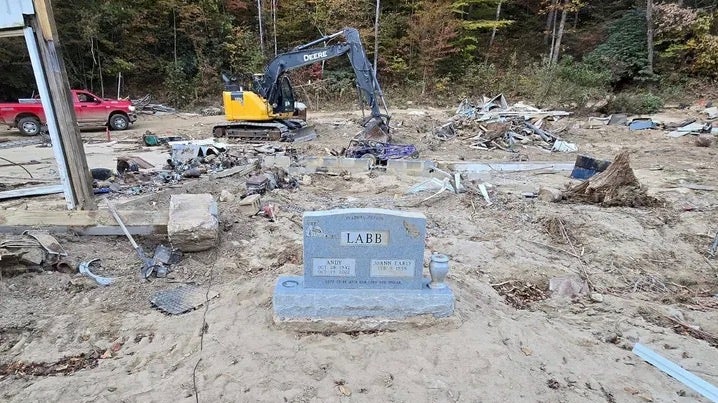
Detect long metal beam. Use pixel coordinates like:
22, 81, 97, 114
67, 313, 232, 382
633, 343, 718, 402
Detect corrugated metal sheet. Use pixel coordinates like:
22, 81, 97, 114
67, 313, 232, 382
0, 0, 34, 30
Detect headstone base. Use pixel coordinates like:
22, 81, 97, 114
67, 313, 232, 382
273, 275, 454, 330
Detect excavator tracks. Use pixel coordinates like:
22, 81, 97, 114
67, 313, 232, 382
212, 119, 316, 143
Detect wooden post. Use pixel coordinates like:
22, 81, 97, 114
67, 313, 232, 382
30, 0, 96, 210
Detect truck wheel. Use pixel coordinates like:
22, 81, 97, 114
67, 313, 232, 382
108, 114, 129, 131
18, 116, 41, 136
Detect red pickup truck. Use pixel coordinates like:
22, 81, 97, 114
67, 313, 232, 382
0, 89, 137, 136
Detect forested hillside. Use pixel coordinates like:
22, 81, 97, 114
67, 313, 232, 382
1, 0, 716, 110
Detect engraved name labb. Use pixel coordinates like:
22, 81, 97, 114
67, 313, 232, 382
341, 231, 389, 246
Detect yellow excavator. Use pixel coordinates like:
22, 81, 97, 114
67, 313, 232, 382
213, 28, 391, 142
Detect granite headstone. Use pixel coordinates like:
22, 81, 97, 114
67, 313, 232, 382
302, 208, 426, 290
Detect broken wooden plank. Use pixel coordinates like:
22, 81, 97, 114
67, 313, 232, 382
0, 209, 168, 235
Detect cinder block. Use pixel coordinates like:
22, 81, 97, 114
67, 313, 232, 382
304, 157, 370, 173
168, 194, 218, 252
262, 155, 291, 168
238, 194, 261, 215
386, 159, 434, 176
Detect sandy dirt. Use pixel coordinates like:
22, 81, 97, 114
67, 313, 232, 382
1, 106, 718, 402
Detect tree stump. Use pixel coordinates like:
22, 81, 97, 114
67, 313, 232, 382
563, 151, 661, 207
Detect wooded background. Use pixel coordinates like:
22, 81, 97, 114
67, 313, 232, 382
0, 0, 716, 112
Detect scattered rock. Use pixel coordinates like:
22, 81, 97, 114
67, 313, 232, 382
590, 292, 604, 303
549, 275, 588, 298
695, 136, 713, 147
215, 257, 238, 271
538, 187, 563, 202
200, 106, 222, 116
302, 175, 313, 186
219, 189, 235, 202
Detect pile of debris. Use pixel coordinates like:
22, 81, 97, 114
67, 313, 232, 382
131, 94, 176, 114
436, 94, 574, 152
588, 105, 718, 139
0, 231, 69, 275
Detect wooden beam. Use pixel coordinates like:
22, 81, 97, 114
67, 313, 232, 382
31, 0, 53, 40
0, 209, 168, 235
0, 28, 24, 38
29, 2, 96, 210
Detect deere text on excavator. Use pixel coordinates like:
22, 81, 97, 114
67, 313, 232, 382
213, 27, 391, 143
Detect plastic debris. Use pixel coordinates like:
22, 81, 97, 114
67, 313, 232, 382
407, 178, 454, 194
150, 285, 219, 315
478, 183, 492, 206
570, 155, 612, 180
552, 140, 578, 153
628, 119, 655, 131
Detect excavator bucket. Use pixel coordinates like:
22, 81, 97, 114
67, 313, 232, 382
355, 116, 391, 143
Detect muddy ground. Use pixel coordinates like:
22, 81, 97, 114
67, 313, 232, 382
1, 106, 718, 402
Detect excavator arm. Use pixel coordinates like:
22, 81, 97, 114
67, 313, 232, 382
260, 28, 389, 134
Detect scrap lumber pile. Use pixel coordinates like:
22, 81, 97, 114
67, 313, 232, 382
436, 94, 573, 152
563, 151, 662, 207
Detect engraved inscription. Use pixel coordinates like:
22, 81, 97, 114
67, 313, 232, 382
312, 258, 356, 277
341, 231, 389, 246
370, 259, 415, 277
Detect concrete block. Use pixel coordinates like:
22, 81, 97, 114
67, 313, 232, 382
262, 155, 291, 168
303, 157, 371, 173
273, 276, 454, 321
386, 159, 435, 176
168, 194, 218, 252
238, 194, 261, 215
